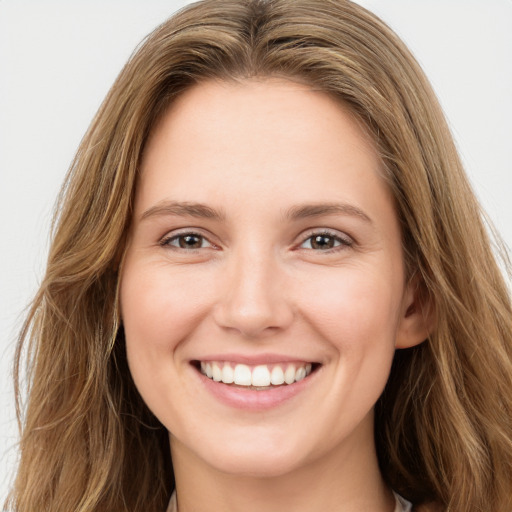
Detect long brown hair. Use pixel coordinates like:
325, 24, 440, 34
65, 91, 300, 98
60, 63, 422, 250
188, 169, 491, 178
8, 1, 512, 511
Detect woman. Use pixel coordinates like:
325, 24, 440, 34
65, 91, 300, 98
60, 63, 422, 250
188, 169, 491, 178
8, 1, 512, 511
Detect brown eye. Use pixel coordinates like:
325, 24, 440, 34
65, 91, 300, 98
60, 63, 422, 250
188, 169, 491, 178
162, 233, 212, 249
178, 234, 203, 248
310, 234, 336, 250
300, 232, 352, 251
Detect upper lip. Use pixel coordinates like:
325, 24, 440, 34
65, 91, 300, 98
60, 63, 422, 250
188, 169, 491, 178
192, 353, 319, 365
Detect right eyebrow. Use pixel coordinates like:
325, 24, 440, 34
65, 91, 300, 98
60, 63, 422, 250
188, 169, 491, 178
139, 200, 226, 222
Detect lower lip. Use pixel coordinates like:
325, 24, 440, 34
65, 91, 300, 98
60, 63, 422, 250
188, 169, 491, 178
196, 368, 318, 411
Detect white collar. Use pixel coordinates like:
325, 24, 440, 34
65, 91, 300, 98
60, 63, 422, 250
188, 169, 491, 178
394, 491, 413, 512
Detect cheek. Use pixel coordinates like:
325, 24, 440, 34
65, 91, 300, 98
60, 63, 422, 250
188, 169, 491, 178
272, 264, 403, 453
119, 260, 218, 429
295, 264, 403, 350
121, 263, 210, 350
119, 261, 217, 399
293, 263, 401, 417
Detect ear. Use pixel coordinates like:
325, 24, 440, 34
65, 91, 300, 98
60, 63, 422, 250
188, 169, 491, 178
395, 274, 435, 349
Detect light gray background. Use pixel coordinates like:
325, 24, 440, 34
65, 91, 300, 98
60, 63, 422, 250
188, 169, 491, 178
1, 0, 511, 503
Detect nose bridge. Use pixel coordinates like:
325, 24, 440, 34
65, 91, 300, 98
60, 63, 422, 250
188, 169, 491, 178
214, 242, 292, 337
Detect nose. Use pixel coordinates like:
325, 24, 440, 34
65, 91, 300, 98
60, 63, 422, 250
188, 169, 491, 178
212, 248, 294, 338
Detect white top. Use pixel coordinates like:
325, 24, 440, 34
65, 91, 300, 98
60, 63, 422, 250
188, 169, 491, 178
166, 491, 413, 511
394, 491, 413, 512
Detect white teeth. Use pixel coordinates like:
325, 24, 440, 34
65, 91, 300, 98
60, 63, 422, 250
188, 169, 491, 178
284, 364, 296, 384
252, 365, 271, 387
270, 366, 285, 385
233, 364, 252, 386
221, 364, 234, 384
200, 361, 314, 386
295, 366, 306, 382
212, 362, 222, 382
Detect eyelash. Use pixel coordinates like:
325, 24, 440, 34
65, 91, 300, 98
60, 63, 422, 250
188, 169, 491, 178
159, 229, 353, 253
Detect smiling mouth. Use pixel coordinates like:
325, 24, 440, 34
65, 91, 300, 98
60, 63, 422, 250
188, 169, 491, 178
193, 361, 319, 389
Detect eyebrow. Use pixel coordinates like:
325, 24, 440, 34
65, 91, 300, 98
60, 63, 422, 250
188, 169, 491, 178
139, 200, 372, 224
283, 203, 372, 223
140, 200, 226, 222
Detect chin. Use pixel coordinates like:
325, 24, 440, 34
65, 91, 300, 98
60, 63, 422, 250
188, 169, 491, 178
188, 434, 309, 478
209, 453, 304, 479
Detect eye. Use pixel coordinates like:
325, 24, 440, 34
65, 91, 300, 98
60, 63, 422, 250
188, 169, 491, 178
299, 231, 352, 251
160, 232, 213, 250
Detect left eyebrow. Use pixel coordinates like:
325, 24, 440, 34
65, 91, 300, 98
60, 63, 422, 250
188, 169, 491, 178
283, 203, 373, 224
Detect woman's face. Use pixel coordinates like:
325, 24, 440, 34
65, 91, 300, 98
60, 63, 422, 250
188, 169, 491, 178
120, 79, 424, 477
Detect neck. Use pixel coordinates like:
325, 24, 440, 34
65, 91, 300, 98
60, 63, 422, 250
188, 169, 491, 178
170, 419, 395, 512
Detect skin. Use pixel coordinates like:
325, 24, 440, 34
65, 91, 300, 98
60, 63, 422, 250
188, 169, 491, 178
120, 78, 429, 512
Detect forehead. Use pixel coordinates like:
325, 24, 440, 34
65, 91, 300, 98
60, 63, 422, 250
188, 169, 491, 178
148, 78, 378, 156
137, 78, 389, 214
